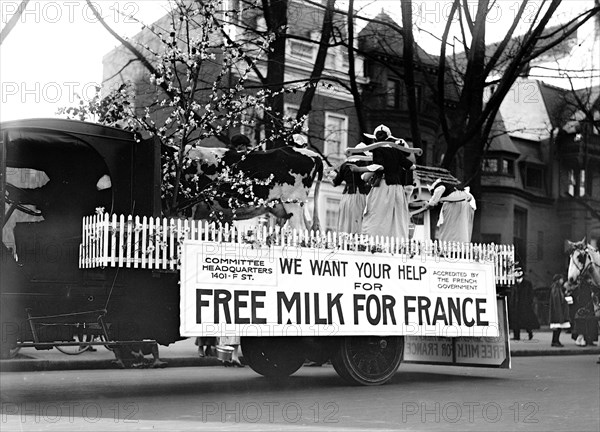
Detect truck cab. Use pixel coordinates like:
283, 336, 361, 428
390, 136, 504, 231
0, 119, 175, 357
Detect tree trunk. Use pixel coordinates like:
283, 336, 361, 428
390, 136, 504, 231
400, 0, 422, 149
296, 0, 335, 121
263, 0, 288, 148
462, 134, 483, 242
346, 0, 367, 137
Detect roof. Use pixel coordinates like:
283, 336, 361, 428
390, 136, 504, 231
538, 82, 600, 129
0, 118, 134, 141
517, 154, 545, 165
537, 82, 577, 128
357, 11, 437, 67
487, 113, 521, 154
413, 165, 461, 187
488, 133, 520, 154
578, 85, 600, 109
1, 118, 159, 216
356, 10, 458, 102
287, 0, 348, 40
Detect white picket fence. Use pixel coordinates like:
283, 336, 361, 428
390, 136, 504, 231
79, 214, 515, 285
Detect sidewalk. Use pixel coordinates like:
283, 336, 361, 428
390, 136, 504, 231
508, 329, 600, 357
2, 330, 599, 372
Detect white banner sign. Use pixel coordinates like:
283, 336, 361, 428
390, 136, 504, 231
180, 241, 499, 337
403, 298, 510, 368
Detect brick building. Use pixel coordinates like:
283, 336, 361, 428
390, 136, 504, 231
101, 2, 599, 292
484, 79, 600, 291
101, 2, 445, 233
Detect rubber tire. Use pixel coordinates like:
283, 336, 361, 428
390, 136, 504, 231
332, 336, 403, 386
0, 303, 20, 359
56, 343, 90, 355
0, 342, 20, 359
0, 335, 15, 359
241, 337, 305, 378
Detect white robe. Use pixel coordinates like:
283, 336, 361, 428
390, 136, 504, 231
337, 193, 367, 234
436, 190, 475, 243
361, 179, 410, 241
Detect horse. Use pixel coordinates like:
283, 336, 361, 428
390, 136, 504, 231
567, 239, 600, 286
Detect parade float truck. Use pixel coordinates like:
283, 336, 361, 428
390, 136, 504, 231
1, 119, 513, 385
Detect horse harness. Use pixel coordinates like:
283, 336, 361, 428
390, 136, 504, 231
572, 245, 600, 279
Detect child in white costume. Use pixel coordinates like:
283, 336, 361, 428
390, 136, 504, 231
427, 178, 476, 243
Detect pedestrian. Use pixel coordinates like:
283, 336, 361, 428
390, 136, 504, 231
195, 336, 217, 357
131, 343, 168, 368
565, 279, 577, 332
548, 274, 570, 347
350, 125, 416, 240
508, 264, 539, 341
112, 343, 167, 369
331, 143, 370, 234
569, 274, 599, 347
426, 178, 476, 243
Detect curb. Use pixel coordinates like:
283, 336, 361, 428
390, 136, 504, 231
2, 348, 600, 372
0, 356, 224, 373
511, 348, 600, 357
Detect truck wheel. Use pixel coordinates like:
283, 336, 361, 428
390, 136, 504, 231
241, 337, 305, 378
332, 336, 403, 386
0, 326, 19, 359
0, 303, 20, 359
0, 340, 20, 359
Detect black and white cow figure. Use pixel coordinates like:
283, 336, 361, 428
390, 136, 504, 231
185, 144, 322, 231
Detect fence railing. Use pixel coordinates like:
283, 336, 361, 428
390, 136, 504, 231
79, 214, 515, 285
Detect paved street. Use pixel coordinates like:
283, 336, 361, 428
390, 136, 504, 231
4, 330, 600, 373
1, 355, 599, 431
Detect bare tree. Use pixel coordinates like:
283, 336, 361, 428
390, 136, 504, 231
70, 0, 306, 217
295, 0, 335, 121
400, 0, 422, 149
346, 0, 367, 136
261, 0, 289, 146
425, 1, 597, 180
560, 76, 600, 222
339, 0, 599, 238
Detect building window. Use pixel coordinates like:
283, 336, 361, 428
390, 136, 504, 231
284, 103, 309, 135
568, 169, 576, 196
324, 112, 348, 160
483, 158, 499, 173
524, 165, 544, 189
325, 198, 340, 232
289, 40, 314, 61
387, 79, 401, 109
240, 106, 265, 146
580, 169, 588, 196
483, 156, 515, 176
341, 51, 350, 69
325, 47, 350, 70
386, 79, 421, 111
502, 159, 514, 176
567, 168, 590, 197
414, 85, 422, 111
